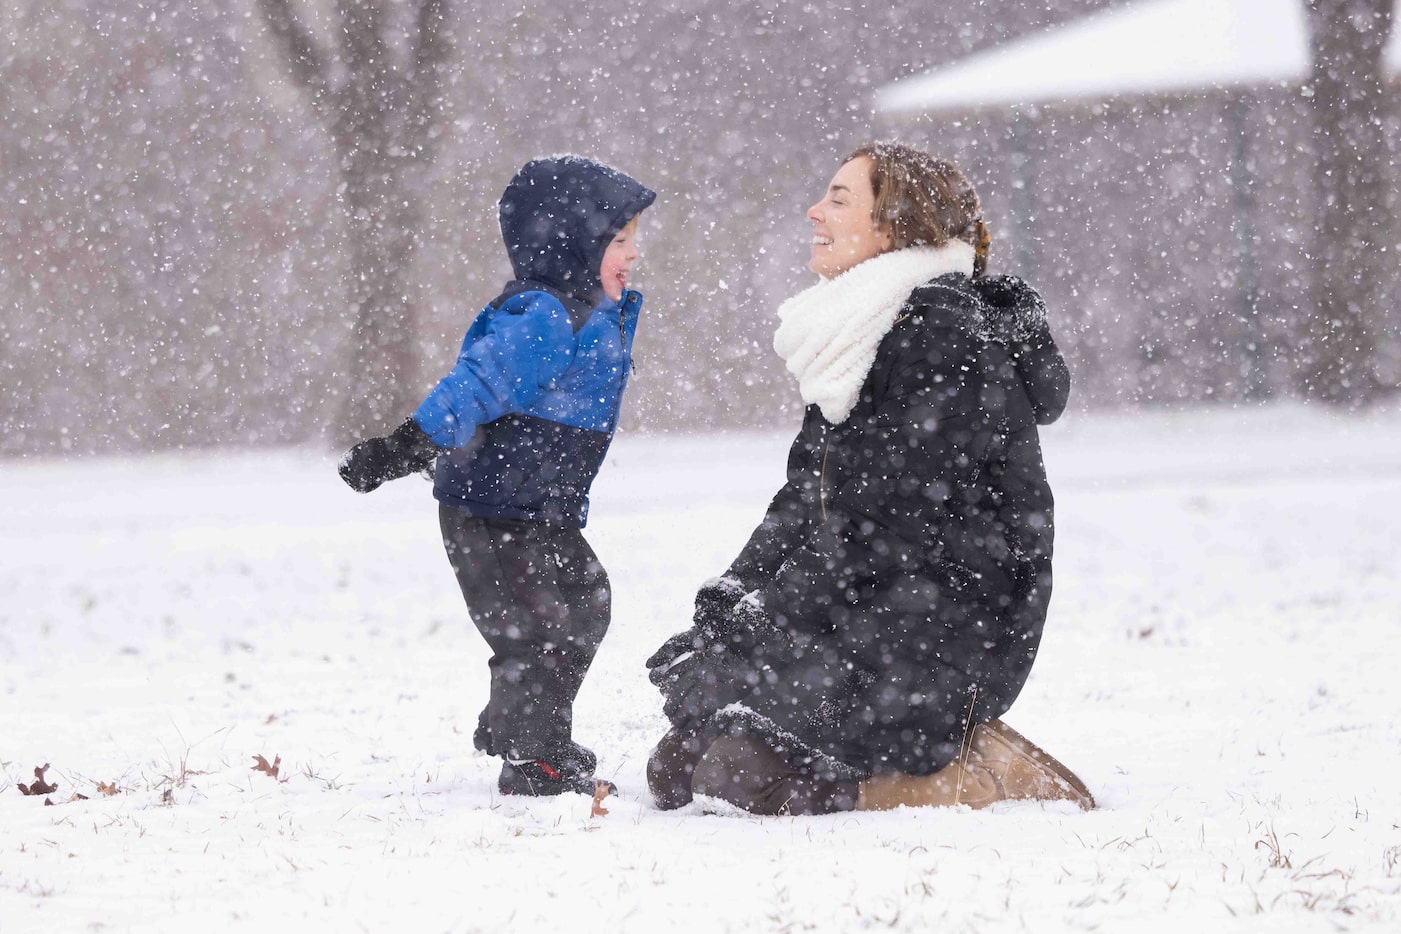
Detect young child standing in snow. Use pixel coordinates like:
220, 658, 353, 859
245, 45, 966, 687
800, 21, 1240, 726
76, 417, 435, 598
338, 156, 655, 798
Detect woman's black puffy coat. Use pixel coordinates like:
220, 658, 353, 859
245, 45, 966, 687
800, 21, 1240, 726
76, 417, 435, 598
721, 273, 1070, 778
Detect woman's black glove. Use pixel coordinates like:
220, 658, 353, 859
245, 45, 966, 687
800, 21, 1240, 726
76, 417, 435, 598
694, 575, 748, 633
648, 595, 795, 729
644, 576, 748, 674
657, 647, 769, 730
338, 418, 446, 493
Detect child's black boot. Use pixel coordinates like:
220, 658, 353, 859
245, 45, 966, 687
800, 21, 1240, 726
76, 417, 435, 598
498, 757, 617, 797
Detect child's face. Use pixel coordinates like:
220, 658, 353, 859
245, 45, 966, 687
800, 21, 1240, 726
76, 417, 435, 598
600, 217, 641, 301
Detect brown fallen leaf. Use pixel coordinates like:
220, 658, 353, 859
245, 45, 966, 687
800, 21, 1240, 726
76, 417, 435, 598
590, 780, 611, 818
251, 754, 281, 780
96, 781, 120, 797
18, 764, 59, 797
160, 788, 174, 806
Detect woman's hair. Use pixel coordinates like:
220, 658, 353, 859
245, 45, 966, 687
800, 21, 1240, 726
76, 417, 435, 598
844, 142, 991, 277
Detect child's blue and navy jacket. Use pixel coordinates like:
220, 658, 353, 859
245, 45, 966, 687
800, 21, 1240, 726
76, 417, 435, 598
411, 157, 656, 527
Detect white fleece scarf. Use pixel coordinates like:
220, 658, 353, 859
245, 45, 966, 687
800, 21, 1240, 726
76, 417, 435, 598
773, 241, 975, 424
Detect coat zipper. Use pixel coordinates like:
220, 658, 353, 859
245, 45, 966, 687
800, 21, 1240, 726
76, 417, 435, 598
819, 423, 830, 520
621, 289, 637, 374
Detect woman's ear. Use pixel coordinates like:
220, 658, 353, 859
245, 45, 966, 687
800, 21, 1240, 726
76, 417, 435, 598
874, 218, 896, 253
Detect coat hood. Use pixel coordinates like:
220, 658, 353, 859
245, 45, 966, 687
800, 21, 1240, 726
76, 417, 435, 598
963, 274, 1070, 425
906, 273, 1069, 425
498, 156, 656, 306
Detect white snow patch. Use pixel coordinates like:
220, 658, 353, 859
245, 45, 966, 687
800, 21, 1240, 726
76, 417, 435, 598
877, 0, 1401, 117
3, 404, 1400, 932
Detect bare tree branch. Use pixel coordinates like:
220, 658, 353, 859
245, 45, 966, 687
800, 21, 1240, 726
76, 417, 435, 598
257, 0, 333, 115
336, 0, 394, 123
256, 0, 453, 438
405, 0, 451, 163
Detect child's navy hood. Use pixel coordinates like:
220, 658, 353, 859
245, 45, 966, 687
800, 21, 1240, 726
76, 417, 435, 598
498, 156, 656, 306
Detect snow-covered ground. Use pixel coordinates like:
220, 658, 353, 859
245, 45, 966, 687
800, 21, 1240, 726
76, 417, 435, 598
3, 404, 1399, 933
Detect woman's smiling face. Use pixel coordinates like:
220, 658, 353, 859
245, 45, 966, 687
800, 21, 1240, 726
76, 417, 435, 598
806, 156, 894, 279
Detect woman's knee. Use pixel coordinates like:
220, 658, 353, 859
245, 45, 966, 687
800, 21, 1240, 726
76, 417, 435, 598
647, 724, 711, 810
690, 734, 857, 816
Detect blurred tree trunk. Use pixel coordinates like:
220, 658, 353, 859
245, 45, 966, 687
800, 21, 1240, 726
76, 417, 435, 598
259, 0, 450, 442
1303, 0, 1393, 406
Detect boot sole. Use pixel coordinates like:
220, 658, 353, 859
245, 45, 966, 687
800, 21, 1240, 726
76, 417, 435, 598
499, 766, 617, 798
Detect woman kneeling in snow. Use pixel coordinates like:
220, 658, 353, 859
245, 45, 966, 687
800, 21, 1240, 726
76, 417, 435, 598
646, 143, 1094, 815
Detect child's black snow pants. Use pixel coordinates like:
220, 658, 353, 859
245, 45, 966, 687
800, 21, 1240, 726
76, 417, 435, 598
439, 505, 610, 765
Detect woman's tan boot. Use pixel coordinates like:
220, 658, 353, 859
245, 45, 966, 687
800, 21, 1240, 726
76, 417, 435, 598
856, 752, 1004, 810
971, 719, 1095, 809
855, 719, 1095, 811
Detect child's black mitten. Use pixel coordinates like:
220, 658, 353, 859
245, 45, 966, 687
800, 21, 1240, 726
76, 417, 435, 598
338, 418, 445, 493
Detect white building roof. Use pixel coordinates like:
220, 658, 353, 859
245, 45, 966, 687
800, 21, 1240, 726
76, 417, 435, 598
876, 0, 1401, 117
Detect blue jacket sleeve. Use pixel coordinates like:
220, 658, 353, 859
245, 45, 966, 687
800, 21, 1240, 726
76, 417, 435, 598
411, 293, 576, 448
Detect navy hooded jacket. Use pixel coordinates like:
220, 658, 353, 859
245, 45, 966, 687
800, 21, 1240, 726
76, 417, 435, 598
411, 157, 656, 526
